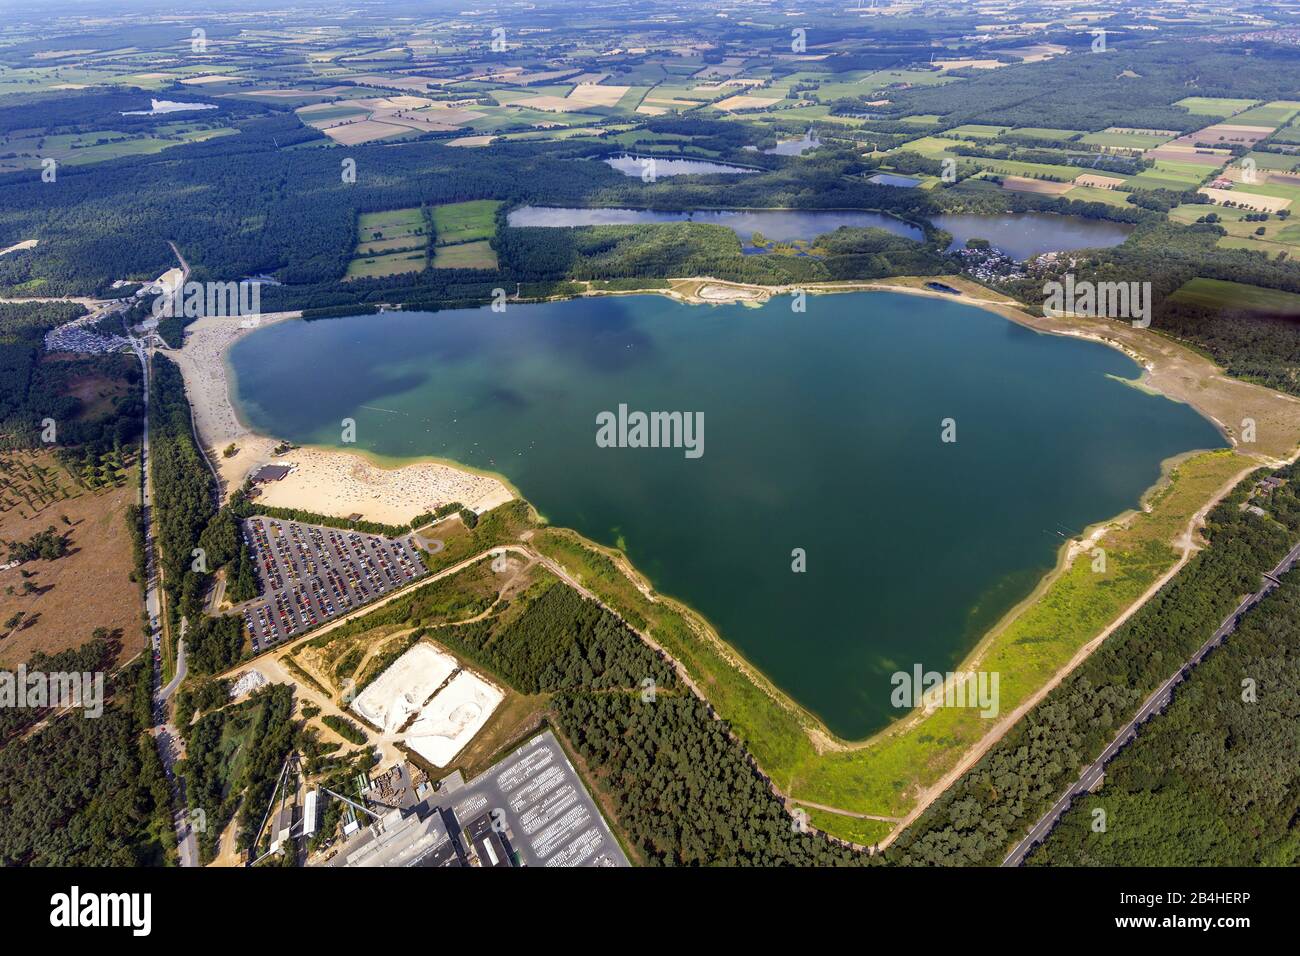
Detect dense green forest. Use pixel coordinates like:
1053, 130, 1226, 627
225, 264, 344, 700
148, 354, 216, 643
885, 460, 1300, 866
0, 301, 141, 451
150, 355, 258, 671
0, 653, 171, 865
182, 682, 295, 861
0, 629, 119, 741
1027, 569, 1300, 866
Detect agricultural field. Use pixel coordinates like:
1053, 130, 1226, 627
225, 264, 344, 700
347, 207, 429, 279
430, 199, 499, 245
1168, 278, 1300, 316
1079, 128, 1176, 151
430, 200, 500, 270
1175, 96, 1259, 118
1129, 159, 1214, 192
1231, 100, 1300, 128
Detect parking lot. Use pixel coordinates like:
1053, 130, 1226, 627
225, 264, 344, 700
442, 731, 629, 867
235, 517, 428, 651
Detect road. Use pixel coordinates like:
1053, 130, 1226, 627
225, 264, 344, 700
1003, 534, 1300, 866
131, 327, 198, 868
159, 618, 187, 700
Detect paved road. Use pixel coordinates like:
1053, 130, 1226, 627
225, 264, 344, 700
1003, 535, 1300, 866
159, 618, 187, 701
132, 334, 198, 867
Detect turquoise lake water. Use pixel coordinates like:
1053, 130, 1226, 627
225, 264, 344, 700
229, 292, 1224, 738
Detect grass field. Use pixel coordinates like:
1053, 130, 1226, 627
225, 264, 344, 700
431, 199, 500, 245
345, 251, 427, 279
423, 200, 501, 269
1231, 101, 1300, 128
1064, 184, 1134, 207
1079, 129, 1175, 150
1167, 200, 1300, 253
1272, 121, 1300, 145
432, 240, 497, 269
347, 207, 429, 278
1169, 277, 1300, 315
1004, 127, 1083, 140
942, 124, 1007, 140
1175, 97, 1259, 118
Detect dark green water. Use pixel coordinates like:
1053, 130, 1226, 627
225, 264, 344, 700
229, 293, 1225, 738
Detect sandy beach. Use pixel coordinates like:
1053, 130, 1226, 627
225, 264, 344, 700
169, 313, 514, 526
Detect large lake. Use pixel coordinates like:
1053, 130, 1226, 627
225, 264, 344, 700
229, 293, 1224, 738
508, 205, 924, 248
934, 212, 1134, 260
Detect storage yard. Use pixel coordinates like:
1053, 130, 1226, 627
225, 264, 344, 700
349, 641, 505, 767
321, 731, 628, 868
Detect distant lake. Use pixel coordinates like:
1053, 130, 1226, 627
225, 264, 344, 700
121, 99, 218, 116
604, 154, 758, 177
765, 131, 821, 156
869, 173, 922, 188
507, 205, 924, 248
933, 212, 1134, 260
230, 292, 1224, 739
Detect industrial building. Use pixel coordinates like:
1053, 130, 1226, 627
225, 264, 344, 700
318, 731, 629, 868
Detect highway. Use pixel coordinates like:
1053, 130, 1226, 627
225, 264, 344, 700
1003, 534, 1300, 866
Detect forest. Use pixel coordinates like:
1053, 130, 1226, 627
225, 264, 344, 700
0, 301, 141, 452
182, 682, 296, 861
880, 46, 1300, 132
1028, 570, 1300, 866
886, 460, 1300, 866
0, 629, 119, 741
0, 653, 171, 865
148, 354, 216, 644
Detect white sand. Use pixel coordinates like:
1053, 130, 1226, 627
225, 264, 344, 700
256, 447, 513, 525
0, 240, 37, 257
405, 670, 504, 767
170, 313, 515, 524
351, 642, 458, 733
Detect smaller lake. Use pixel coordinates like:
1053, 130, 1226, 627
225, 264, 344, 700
869, 173, 922, 188
507, 206, 924, 248
765, 131, 821, 156
933, 212, 1134, 260
121, 99, 219, 116
604, 154, 758, 177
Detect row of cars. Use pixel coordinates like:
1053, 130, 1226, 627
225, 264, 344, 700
239, 517, 428, 650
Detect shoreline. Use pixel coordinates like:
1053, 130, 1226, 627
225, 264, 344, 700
176, 278, 1300, 776
171, 312, 515, 526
